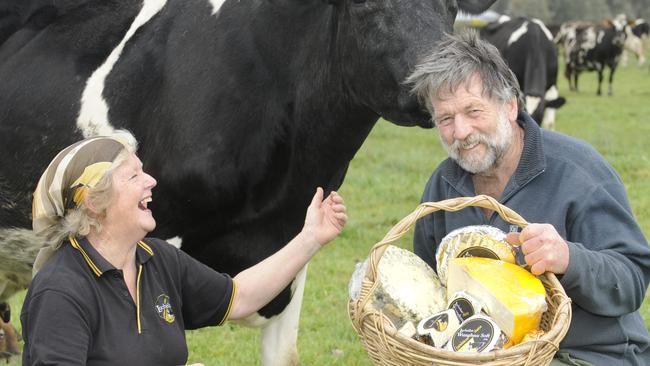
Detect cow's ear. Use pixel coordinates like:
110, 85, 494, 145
457, 0, 497, 15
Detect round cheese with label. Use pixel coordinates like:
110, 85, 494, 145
436, 225, 516, 285
446, 314, 506, 353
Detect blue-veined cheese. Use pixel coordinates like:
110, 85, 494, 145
372, 245, 447, 328
436, 225, 516, 285
397, 321, 417, 339
446, 257, 547, 345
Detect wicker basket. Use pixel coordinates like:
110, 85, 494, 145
348, 195, 572, 366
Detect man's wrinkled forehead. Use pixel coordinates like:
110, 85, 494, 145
433, 73, 486, 103
433, 73, 485, 102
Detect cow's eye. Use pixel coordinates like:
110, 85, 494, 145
352, 0, 366, 4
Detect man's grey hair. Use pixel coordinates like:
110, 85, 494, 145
407, 31, 524, 119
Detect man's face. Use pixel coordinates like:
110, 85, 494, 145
432, 75, 517, 175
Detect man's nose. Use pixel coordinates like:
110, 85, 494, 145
452, 114, 473, 140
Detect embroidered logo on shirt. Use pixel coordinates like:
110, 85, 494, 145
155, 294, 176, 324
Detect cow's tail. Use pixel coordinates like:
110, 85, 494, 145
541, 86, 566, 131
0, 228, 43, 301
546, 96, 566, 109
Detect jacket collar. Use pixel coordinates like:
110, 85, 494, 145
441, 112, 546, 198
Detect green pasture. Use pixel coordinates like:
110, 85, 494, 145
6, 59, 650, 365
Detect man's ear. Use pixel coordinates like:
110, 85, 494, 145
507, 96, 518, 122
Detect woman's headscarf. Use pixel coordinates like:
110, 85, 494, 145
31, 131, 136, 273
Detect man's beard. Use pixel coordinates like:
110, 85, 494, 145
441, 109, 514, 175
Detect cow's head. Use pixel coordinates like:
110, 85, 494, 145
603, 18, 628, 48
328, 0, 496, 128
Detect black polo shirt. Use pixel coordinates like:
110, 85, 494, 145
21, 237, 235, 366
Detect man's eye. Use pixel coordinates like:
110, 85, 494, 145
468, 109, 481, 116
436, 117, 452, 126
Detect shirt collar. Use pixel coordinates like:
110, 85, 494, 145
441, 112, 546, 196
70, 236, 155, 277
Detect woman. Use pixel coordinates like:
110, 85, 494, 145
21, 131, 347, 365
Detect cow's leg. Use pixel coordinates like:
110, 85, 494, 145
565, 66, 574, 90
596, 69, 603, 96
259, 264, 308, 366
573, 71, 580, 92
607, 65, 617, 96
233, 264, 308, 365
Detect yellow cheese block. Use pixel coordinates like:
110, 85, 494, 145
447, 257, 547, 345
436, 225, 516, 285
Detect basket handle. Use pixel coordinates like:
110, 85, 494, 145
365, 195, 529, 283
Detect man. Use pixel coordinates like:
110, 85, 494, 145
408, 31, 650, 366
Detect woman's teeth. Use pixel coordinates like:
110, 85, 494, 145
140, 197, 152, 209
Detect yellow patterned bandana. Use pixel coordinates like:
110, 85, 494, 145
32, 133, 135, 235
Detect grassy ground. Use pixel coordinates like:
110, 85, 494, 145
7, 60, 650, 365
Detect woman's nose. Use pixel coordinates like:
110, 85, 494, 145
145, 173, 157, 189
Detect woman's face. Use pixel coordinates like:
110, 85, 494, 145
103, 153, 157, 239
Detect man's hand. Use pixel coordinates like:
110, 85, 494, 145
506, 223, 570, 276
303, 187, 347, 246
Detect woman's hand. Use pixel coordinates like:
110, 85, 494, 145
302, 187, 347, 246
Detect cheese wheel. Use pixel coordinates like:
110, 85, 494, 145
436, 225, 516, 285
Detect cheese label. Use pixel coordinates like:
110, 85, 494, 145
457, 247, 500, 260
421, 312, 449, 332
449, 317, 496, 352
449, 297, 475, 322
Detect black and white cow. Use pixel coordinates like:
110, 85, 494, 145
0, 0, 496, 364
621, 18, 649, 67
481, 16, 566, 129
558, 18, 628, 95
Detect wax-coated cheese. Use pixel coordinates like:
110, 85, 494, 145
447, 257, 547, 345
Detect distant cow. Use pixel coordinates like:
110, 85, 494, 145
0, 0, 496, 364
558, 18, 628, 95
481, 16, 566, 129
621, 18, 649, 66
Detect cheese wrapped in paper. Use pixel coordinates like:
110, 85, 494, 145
436, 225, 516, 285
447, 257, 547, 345
447, 291, 482, 322
373, 245, 447, 328
417, 309, 461, 348
445, 314, 507, 353
348, 258, 369, 301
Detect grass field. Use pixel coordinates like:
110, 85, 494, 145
6, 59, 650, 365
